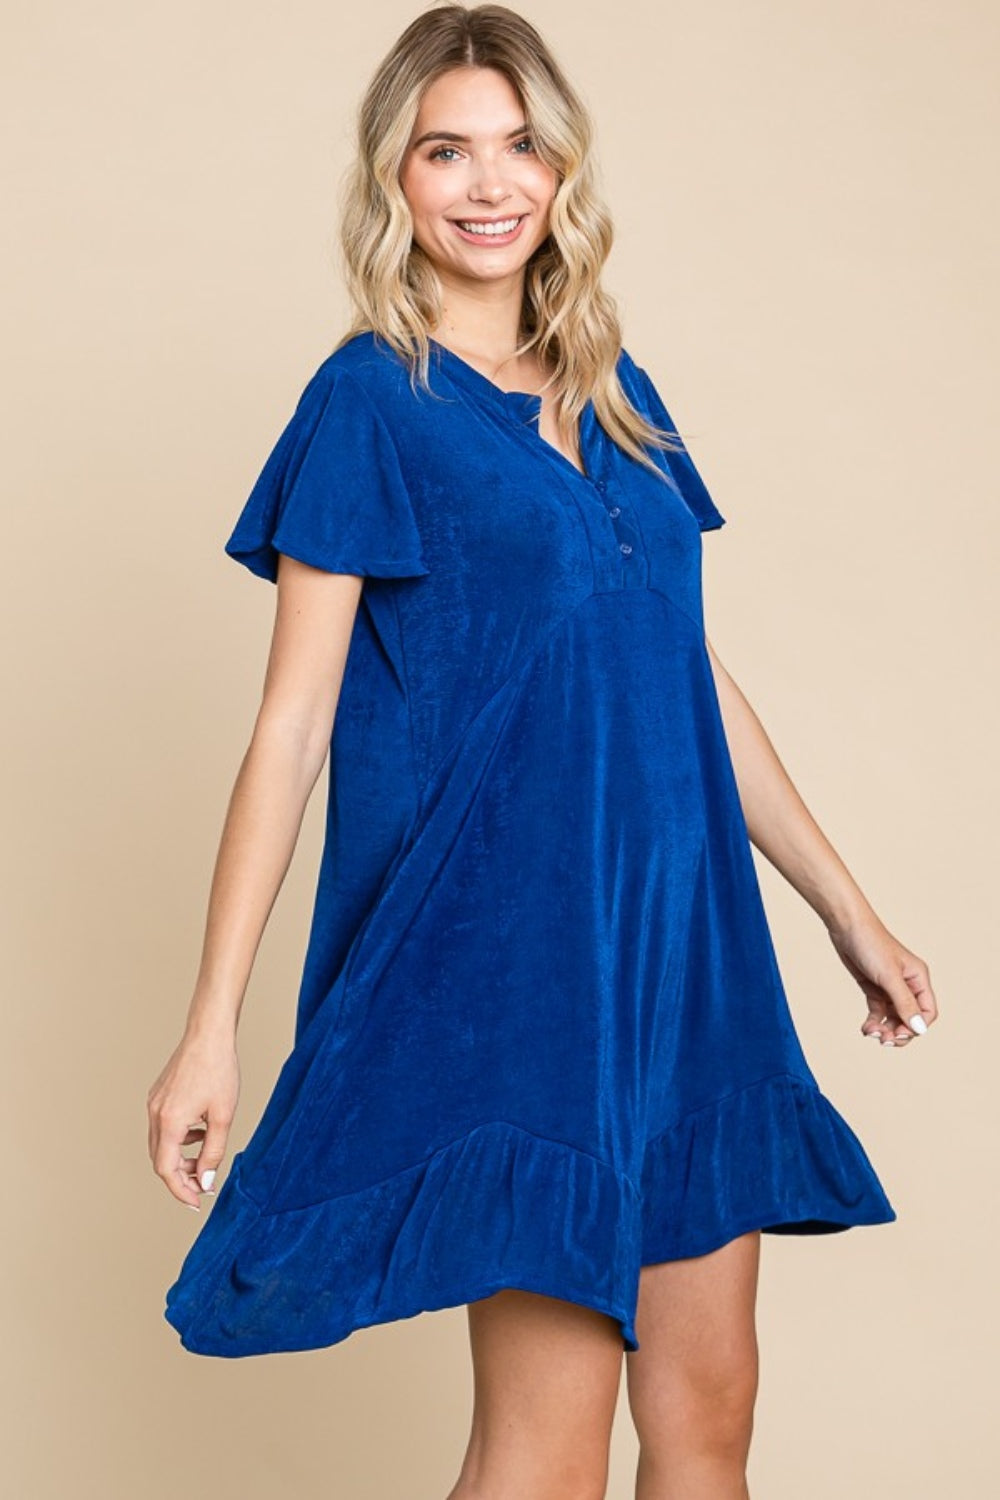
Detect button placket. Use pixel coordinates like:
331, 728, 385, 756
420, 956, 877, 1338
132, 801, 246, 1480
600, 478, 631, 544
594, 478, 615, 513
598, 472, 647, 586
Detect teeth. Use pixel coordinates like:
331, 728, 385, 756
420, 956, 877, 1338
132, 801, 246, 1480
456, 217, 521, 236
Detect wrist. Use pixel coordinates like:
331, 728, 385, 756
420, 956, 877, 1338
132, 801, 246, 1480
184, 985, 242, 1047
819, 887, 879, 943
183, 1016, 239, 1052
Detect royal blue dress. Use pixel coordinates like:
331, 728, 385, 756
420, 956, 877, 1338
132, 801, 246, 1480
163, 330, 896, 1357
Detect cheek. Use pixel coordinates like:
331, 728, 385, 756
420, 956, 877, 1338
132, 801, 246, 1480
414, 176, 458, 223
523, 162, 558, 205
401, 163, 441, 219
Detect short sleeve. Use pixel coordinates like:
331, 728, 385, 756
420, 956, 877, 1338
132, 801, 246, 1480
631, 363, 726, 532
223, 364, 431, 583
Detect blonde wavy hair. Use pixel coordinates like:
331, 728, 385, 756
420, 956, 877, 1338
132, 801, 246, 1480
334, 1, 687, 473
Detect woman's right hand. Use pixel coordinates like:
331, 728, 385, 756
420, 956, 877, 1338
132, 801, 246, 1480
147, 1028, 241, 1210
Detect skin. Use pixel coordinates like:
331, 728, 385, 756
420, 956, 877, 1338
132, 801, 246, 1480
148, 63, 938, 1500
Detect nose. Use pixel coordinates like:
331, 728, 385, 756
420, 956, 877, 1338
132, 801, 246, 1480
469, 187, 512, 210
468, 160, 512, 203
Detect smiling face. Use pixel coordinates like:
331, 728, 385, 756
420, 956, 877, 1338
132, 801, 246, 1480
399, 66, 559, 293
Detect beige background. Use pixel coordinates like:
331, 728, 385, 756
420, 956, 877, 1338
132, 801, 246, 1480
3, 1, 996, 1495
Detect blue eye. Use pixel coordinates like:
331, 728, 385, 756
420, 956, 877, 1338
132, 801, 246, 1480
428, 136, 535, 163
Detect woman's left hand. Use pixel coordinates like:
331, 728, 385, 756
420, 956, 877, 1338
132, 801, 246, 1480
827, 914, 939, 1048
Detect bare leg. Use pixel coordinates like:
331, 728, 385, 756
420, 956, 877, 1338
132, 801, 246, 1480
445, 1288, 624, 1500
626, 1232, 761, 1500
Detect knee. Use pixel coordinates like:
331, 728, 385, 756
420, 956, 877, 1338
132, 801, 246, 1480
631, 1347, 759, 1459
684, 1363, 758, 1455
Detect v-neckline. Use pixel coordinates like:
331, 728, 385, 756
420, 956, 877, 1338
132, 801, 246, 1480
428, 336, 597, 485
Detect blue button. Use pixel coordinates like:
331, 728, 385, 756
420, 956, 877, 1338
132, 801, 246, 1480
608, 506, 621, 518
619, 542, 633, 556
596, 479, 607, 492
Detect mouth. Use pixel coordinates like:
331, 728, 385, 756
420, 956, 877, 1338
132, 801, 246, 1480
448, 213, 528, 245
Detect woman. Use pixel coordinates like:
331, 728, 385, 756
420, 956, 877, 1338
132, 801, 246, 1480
149, 5, 937, 1496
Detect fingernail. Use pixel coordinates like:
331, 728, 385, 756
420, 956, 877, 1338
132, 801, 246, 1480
908, 1015, 928, 1035
200, 1169, 216, 1192
881, 1037, 896, 1046
185, 1202, 200, 1211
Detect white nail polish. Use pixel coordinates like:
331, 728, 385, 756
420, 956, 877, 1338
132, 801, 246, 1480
908, 1015, 927, 1035
882, 1037, 895, 1046
200, 1168, 216, 1191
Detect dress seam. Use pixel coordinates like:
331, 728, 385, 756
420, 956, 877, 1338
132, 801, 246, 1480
644, 1070, 819, 1150
412, 584, 706, 811
644, 580, 706, 638
250, 1116, 642, 1220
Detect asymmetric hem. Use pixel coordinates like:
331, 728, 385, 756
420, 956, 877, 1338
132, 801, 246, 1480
164, 1071, 894, 1357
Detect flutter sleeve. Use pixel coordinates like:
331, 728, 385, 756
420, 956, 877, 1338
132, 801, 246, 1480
631, 363, 727, 532
223, 363, 431, 582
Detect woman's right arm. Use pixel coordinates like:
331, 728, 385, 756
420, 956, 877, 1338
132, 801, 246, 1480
146, 557, 366, 1210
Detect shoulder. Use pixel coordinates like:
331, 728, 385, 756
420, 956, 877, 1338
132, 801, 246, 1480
299, 331, 423, 421
614, 345, 654, 407
614, 348, 685, 438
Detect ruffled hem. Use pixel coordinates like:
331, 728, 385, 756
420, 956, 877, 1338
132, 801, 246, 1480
639, 1071, 897, 1264
164, 1072, 896, 1358
165, 1120, 642, 1357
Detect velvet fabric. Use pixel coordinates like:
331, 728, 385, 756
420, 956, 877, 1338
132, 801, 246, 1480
164, 331, 897, 1357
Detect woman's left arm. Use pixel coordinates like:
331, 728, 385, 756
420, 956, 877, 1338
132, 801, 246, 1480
705, 636, 939, 1048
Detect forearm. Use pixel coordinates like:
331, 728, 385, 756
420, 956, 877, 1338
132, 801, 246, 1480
706, 641, 877, 937
184, 715, 328, 1042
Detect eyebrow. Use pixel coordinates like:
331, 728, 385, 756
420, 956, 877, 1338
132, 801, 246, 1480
410, 123, 531, 150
